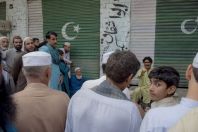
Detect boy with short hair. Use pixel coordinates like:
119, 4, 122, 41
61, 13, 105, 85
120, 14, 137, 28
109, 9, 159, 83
149, 66, 180, 108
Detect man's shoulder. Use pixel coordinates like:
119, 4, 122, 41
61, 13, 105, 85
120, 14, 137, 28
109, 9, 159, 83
39, 45, 49, 52
147, 105, 179, 116
74, 88, 136, 108
6, 48, 14, 54
48, 88, 69, 99
82, 78, 104, 89
13, 85, 69, 102
143, 105, 182, 125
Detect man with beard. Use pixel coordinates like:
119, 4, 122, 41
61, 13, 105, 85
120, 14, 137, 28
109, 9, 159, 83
39, 31, 62, 90
132, 56, 153, 110
12, 37, 35, 92
5, 36, 24, 74
0, 36, 9, 59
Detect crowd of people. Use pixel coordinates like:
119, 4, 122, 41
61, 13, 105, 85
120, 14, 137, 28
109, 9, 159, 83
0, 31, 198, 132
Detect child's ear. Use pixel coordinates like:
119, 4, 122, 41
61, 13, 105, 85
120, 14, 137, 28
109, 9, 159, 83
167, 85, 176, 95
185, 64, 192, 81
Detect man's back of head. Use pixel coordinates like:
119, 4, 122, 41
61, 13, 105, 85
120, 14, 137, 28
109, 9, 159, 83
22, 51, 52, 85
105, 50, 140, 84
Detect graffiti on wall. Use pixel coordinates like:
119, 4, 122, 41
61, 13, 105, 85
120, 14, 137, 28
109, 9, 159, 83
100, 0, 130, 61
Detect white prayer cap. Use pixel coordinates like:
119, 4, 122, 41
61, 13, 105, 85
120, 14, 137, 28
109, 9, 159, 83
64, 42, 71, 46
22, 51, 51, 67
193, 53, 198, 68
0, 36, 8, 41
75, 67, 81, 72
102, 51, 114, 64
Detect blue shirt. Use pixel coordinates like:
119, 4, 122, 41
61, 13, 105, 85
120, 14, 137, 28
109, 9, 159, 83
69, 75, 86, 96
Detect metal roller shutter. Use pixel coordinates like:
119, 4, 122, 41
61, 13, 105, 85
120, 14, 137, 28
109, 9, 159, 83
155, 0, 198, 87
28, 0, 44, 40
42, 0, 100, 79
0, 1, 6, 36
0, 2, 6, 20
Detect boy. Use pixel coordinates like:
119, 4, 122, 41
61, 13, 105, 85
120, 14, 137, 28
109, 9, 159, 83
149, 66, 180, 108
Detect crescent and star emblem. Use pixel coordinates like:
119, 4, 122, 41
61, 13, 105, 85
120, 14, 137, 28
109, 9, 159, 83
62, 22, 81, 40
181, 17, 198, 34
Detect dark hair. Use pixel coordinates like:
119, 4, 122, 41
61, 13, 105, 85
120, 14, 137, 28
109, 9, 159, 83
12, 35, 22, 43
0, 52, 1, 63
143, 56, 153, 63
58, 49, 64, 55
45, 31, 57, 39
0, 53, 16, 130
149, 66, 180, 87
32, 38, 39, 42
102, 64, 106, 74
105, 50, 140, 83
37, 40, 47, 49
193, 67, 198, 83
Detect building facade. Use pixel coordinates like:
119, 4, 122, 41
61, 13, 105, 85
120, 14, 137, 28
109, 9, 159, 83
1, 0, 198, 88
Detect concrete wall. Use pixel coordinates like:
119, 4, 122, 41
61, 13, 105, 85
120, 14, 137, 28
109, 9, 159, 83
0, 0, 28, 44
100, 0, 131, 75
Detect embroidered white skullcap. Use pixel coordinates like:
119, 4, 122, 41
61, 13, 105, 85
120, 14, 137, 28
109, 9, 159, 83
75, 67, 81, 72
102, 51, 114, 64
193, 53, 198, 68
0, 36, 8, 41
22, 51, 51, 66
64, 42, 71, 46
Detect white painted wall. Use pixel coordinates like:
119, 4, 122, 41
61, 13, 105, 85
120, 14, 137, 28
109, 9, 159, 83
0, 0, 28, 44
100, 0, 131, 75
130, 0, 156, 65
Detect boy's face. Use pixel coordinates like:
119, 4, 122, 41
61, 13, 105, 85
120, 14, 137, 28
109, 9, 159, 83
149, 78, 173, 101
143, 59, 152, 70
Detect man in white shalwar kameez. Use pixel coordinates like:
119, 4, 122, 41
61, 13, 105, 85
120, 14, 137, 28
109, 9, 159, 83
82, 51, 131, 99
65, 50, 142, 132
140, 52, 198, 132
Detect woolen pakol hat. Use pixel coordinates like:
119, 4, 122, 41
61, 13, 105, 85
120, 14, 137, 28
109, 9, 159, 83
22, 51, 52, 66
193, 52, 198, 68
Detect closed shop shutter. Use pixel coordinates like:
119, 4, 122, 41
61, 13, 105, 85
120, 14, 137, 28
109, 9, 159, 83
130, 0, 156, 85
0, 1, 6, 36
131, 0, 198, 88
155, 1, 198, 87
28, 0, 43, 41
42, 0, 100, 78
0, 2, 6, 20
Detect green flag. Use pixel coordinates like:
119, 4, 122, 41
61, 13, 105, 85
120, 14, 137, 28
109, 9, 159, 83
155, 0, 198, 87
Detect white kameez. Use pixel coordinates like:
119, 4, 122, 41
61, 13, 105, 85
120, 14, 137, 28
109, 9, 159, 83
81, 75, 106, 89
81, 75, 131, 99
140, 98, 198, 132
65, 88, 142, 132
151, 96, 179, 109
